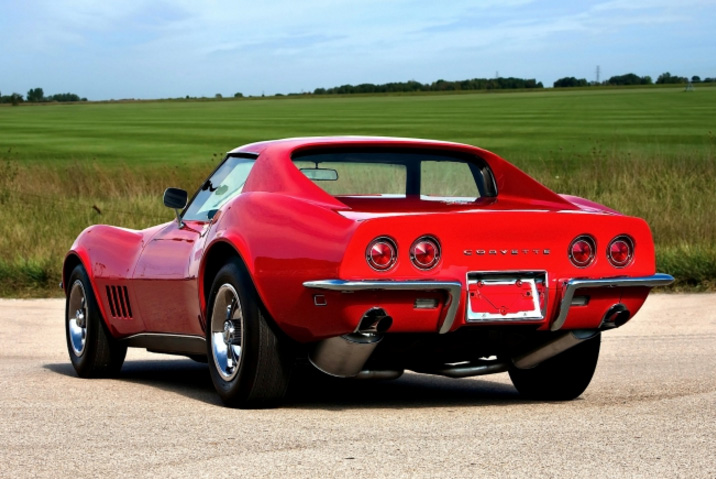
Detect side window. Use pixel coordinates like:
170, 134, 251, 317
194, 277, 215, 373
420, 161, 480, 200
183, 157, 256, 221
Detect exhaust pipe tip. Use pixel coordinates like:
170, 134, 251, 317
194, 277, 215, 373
309, 307, 392, 378
357, 307, 393, 335
601, 303, 631, 329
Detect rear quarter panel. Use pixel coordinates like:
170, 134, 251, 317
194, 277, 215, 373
202, 192, 359, 340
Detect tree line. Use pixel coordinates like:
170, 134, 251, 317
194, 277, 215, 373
1, 87, 87, 105
309, 77, 543, 96
553, 72, 714, 88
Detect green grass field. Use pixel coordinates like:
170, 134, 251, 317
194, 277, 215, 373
1, 85, 714, 295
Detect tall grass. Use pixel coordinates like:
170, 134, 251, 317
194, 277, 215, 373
522, 141, 716, 290
1, 143, 713, 296
0, 155, 211, 296
2, 87, 714, 295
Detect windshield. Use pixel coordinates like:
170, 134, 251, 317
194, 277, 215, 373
292, 149, 495, 200
183, 156, 256, 221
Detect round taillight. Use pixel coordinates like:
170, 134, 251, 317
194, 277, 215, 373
366, 237, 397, 271
608, 236, 634, 267
410, 236, 441, 270
569, 236, 596, 268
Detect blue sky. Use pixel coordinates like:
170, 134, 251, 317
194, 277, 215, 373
1, 0, 714, 100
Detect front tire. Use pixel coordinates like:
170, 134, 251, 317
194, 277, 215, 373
509, 332, 601, 400
206, 259, 292, 408
65, 264, 127, 377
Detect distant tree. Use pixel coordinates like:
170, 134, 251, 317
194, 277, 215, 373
691, 76, 701, 83
703, 77, 715, 83
641, 76, 653, 85
656, 72, 687, 84
234, 92, 243, 98
554, 77, 588, 88
607, 73, 651, 86
47, 93, 81, 102
215, 93, 223, 99
27, 87, 45, 102
11, 93, 23, 106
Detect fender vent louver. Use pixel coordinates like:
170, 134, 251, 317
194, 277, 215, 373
106, 285, 133, 319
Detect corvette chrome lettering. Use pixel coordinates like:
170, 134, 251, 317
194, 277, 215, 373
464, 249, 550, 256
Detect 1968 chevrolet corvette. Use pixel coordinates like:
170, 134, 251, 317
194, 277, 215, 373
64, 136, 673, 407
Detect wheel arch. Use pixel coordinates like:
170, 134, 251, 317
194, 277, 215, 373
200, 238, 267, 322
201, 240, 245, 313
200, 237, 292, 344
62, 250, 114, 333
62, 253, 84, 296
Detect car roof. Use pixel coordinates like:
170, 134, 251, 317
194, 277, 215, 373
228, 136, 480, 156
227, 136, 575, 211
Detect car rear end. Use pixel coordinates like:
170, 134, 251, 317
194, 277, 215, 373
304, 205, 671, 377
264, 137, 673, 381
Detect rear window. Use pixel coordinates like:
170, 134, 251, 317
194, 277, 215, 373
292, 149, 495, 200
292, 161, 406, 196
421, 160, 481, 199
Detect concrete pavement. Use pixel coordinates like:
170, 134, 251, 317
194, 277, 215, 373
1, 295, 714, 478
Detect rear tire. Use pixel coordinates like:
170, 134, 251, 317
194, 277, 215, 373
206, 259, 292, 408
65, 264, 127, 377
509, 332, 601, 400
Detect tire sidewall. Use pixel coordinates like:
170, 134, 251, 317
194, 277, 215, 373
206, 260, 260, 403
65, 265, 100, 376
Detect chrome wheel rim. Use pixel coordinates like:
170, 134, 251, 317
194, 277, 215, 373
68, 280, 88, 357
210, 284, 243, 381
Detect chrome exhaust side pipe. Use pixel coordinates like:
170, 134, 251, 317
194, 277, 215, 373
421, 360, 509, 378
512, 329, 599, 370
309, 308, 392, 378
355, 369, 404, 380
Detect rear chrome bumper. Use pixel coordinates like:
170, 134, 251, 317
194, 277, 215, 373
303, 280, 462, 334
304, 273, 674, 334
550, 273, 674, 331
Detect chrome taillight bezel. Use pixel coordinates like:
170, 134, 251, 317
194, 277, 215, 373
568, 235, 597, 268
366, 236, 398, 272
409, 235, 441, 270
607, 235, 635, 268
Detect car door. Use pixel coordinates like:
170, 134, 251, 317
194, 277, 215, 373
131, 219, 209, 336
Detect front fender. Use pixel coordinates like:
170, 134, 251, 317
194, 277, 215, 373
64, 224, 148, 337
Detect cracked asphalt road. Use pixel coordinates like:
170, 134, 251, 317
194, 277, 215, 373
1, 294, 714, 478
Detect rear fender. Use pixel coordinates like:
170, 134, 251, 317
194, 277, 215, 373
202, 192, 356, 341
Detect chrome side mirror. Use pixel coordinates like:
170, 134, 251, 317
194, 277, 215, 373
163, 187, 188, 227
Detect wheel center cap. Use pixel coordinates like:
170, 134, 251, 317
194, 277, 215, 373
75, 309, 86, 328
222, 321, 235, 343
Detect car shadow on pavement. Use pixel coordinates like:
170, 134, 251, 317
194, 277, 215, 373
286, 366, 521, 410
45, 359, 526, 409
44, 359, 220, 406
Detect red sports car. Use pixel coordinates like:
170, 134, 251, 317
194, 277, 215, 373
63, 136, 673, 407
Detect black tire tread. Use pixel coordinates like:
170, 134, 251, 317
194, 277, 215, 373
207, 259, 291, 408
66, 265, 126, 378
509, 332, 601, 401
